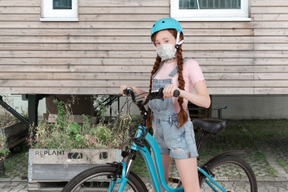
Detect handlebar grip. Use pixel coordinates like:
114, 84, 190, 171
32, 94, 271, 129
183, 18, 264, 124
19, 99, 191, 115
123, 87, 133, 95
173, 89, 180, 97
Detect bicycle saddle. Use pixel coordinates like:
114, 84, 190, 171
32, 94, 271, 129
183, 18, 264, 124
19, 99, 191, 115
192, 119, 226, 134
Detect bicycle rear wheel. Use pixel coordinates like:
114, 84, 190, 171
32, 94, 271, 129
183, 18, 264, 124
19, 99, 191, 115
62, 164, 148, 192
199, 155, 258, 192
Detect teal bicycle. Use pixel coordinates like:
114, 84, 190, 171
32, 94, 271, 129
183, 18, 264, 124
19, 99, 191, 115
62, 88, 258, 192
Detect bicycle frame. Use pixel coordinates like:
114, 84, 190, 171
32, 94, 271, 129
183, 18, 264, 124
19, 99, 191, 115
114, 125, 228, 192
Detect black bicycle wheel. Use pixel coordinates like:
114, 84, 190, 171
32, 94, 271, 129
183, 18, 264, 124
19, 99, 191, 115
62, 165, 148, 192
199, 155, 258, 192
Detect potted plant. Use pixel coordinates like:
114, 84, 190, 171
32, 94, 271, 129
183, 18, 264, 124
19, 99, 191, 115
28, 100, 136, 185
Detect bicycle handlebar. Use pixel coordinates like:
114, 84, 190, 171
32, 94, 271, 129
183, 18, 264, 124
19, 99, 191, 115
123, 87, 180, 105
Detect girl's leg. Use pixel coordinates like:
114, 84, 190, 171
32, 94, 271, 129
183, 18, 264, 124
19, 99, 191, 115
151, 152, 172, 192
175, 157, 201, 192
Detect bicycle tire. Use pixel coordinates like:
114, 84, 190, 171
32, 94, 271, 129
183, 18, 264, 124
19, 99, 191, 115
62, 164, 148, 192
199, 155, 258, 192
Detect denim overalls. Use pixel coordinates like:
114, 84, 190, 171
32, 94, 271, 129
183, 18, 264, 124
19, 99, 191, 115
149, 59, 198, 159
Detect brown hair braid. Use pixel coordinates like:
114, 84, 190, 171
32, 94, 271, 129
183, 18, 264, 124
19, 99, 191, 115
175, 45, 188, 127
146, 29, 188, 128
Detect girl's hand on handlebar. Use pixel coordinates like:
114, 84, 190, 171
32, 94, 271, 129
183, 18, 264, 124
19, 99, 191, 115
163, 84, 180, 99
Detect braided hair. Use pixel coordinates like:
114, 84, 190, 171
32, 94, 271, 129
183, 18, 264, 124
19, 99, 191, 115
146, 29, 188, 128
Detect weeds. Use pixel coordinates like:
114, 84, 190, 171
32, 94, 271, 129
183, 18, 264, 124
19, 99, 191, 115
0, 133, 9, 161
267, 165, 278, 177
29, 100, 137, 150
0, 113, 14, 161
254, 152, 266, 162
275, 157, 287, 167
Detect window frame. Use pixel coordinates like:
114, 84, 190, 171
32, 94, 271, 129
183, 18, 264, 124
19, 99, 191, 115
171, 0, 251, 21
40, 0, 78, 22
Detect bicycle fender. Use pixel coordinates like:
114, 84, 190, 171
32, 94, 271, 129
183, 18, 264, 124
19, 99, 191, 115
202, 150, 246, 167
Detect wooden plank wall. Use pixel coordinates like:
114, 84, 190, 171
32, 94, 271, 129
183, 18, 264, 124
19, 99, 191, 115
0, 0, 287, 95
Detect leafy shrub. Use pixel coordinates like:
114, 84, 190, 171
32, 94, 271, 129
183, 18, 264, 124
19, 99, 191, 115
29, 100, 138, 150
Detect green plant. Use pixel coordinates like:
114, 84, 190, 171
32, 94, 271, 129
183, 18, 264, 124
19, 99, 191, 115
0, 132, 9, 161
29, 100, 137, 150
267, 165, 278, 177
93, 96, 108, 122
276, 157, 287, 167
111, 113, 140, 149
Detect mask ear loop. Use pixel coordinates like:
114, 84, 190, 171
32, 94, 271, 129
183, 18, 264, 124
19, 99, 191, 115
175, 32, 184, 50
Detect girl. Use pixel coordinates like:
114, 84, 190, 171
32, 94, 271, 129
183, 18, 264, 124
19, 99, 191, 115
120, 18, 210, 191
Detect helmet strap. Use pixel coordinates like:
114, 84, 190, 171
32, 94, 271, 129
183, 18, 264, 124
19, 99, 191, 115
175, 32, 184, 49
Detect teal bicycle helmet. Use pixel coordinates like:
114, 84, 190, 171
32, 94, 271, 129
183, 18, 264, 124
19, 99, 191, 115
150, 18, 184, 48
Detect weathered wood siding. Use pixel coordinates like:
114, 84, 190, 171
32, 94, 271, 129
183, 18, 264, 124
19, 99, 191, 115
0, 0, 287, 95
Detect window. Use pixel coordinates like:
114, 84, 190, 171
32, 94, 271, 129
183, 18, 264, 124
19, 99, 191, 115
40, 0, 78, 21
171, 0, 250, 21
53, 0, 72, 9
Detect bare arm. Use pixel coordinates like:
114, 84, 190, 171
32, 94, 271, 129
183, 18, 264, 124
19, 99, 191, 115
180, 80, 210, 108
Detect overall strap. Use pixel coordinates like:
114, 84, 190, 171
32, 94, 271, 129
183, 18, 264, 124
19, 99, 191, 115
183, 57, 191, 64
168, 57, 191, 77
169, 66, 178, 77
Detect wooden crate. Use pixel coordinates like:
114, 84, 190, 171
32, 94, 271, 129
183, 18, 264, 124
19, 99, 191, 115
1, 121, 29, 149
28, 149, 122, 183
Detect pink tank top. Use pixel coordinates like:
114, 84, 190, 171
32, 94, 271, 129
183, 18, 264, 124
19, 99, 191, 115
154, 58, 205, 113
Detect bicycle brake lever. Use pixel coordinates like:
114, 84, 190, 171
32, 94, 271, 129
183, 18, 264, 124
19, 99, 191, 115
132, 138, 145, 148
123, 87, 133, 96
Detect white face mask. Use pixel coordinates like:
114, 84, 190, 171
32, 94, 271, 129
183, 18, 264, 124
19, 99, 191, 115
156, 44, 176, 61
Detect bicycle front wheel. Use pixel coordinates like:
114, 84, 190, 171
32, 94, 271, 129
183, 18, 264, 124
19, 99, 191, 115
62, 165, 148, 192
199, 155, 258, 192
